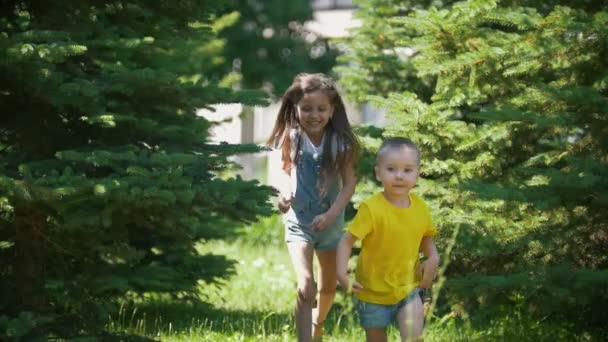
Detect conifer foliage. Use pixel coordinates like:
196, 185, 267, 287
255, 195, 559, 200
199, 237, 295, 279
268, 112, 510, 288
0, 1, 275, 338
340, 0, 607, 330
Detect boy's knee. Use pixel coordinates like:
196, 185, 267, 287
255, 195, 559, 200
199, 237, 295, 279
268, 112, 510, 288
399, 317, 424, 342
401, 337, 423, 342
297, 278, 316, 303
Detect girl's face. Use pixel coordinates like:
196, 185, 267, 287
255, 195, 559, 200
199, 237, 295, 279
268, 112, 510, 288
296, 90, 333, 141
374, 146, 419, 198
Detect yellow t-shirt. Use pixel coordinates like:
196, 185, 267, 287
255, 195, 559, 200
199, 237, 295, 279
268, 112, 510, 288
348, 192, 437, 305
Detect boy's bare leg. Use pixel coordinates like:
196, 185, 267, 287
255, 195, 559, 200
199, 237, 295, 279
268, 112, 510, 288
396, 295, 424, 341
365, 328, 388, 342
312, 248, 337, 337
287, 242, 316, 342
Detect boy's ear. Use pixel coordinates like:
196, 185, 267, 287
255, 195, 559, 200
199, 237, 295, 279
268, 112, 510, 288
374, 165, 381, 182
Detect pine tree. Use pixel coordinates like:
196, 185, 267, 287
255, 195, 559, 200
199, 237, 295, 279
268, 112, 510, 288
0, 1, 275, 338
335, 0, 459, 105
339, 0, 608, 331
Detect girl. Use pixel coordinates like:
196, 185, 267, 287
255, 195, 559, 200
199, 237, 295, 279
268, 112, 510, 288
267, 73, 360, 341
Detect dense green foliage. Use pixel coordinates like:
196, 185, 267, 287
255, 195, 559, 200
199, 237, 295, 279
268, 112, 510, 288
339, 0, 608, 333
0, 1, 284, 339
336, 0, 459, 104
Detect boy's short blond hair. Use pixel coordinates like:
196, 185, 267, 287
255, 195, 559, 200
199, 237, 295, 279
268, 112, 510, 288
376, 137, 420, 165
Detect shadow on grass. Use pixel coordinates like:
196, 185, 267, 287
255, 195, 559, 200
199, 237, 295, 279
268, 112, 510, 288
110, 300, 291, 337
109, 294, 362, 339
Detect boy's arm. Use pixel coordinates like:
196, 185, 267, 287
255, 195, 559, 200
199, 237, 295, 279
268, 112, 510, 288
311, 159, 356, 231
419, 236, 439, 289
336, 232, 363, 293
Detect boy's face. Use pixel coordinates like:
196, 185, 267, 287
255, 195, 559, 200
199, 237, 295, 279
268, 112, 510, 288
375, 146, 419, 197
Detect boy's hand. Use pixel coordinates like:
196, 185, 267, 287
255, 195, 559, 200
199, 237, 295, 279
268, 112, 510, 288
416, 261, 430, 288
417, 258, 439, 289
419, 277, 433, 289
416, 262, 423, 280
278, 195, 291, 213
419, 288, 432, 316
311, 212, 336, 232
337, 274, 363, 294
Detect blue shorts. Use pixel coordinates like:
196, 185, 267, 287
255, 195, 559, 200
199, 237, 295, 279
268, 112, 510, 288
283, 216, 343, 251
355, 288, 422, 328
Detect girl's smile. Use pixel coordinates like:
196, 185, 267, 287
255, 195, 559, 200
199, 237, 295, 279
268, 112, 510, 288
296, 90, 333, 144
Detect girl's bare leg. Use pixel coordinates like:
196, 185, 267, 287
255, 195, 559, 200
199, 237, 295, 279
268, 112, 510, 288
287, 242, 316, 342
312, 248, 337, 337
365, 328, 388, 342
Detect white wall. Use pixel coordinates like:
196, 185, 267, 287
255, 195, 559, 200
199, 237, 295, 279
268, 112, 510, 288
197, 103, 243, 144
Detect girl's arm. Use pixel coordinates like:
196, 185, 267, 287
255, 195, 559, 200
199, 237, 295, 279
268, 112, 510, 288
269, 149, 292, 213
418, 236, 440, 288
329, 160, 357, 218
311, 159, 356, 231
336, 232, 363, 293
277, 168, 292, 213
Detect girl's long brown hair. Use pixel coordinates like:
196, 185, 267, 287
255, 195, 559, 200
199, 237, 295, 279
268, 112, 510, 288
267, 73, 360, 195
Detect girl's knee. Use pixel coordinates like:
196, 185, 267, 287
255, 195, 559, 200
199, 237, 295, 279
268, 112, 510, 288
317, 283, 336, 297
398, 317, 424, 342
297, 278, 317, 303
365, 327, 387, 342
318, 289, 336, 298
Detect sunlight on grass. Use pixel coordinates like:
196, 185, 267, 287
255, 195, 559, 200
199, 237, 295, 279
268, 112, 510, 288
107, 234, 592, 341
107, 237, 369, 340
196, 239, 294, 313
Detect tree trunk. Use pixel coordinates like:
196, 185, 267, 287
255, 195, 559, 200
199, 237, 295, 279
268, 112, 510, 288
14, 206, 47, 311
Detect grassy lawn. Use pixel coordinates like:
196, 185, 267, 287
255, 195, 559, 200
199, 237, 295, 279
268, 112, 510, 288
106, 217, 596, 341
107, 238, 378, 341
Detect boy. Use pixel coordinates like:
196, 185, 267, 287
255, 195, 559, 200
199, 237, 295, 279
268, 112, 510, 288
337, 137, 439, 342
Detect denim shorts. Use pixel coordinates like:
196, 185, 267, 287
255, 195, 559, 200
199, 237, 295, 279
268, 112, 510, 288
355, 288, 422, 328
284, 216, 343, 251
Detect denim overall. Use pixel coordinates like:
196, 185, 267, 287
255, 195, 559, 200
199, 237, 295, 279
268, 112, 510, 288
284, 133, 344, 251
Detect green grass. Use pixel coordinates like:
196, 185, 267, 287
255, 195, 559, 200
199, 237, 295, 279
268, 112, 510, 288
196, 239, 294, 313
107, 238, 370, 341
106, 217, 599, 341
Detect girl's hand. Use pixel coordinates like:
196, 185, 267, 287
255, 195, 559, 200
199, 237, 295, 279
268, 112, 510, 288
351, 280, 364, 293
278, 196, 291, 213
311, 212, 336, 232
